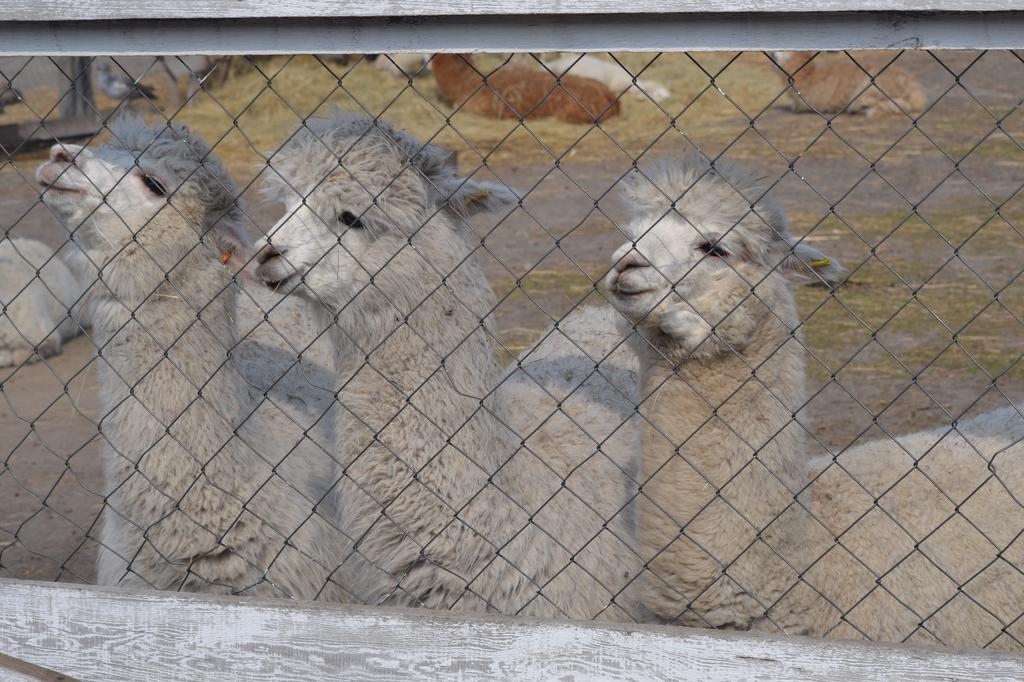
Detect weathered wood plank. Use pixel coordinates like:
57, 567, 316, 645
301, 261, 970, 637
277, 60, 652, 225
2, 11, 1024, 56
0, 653, 79, 682
0, 1, 1020, 21
1, 580, 1022, 682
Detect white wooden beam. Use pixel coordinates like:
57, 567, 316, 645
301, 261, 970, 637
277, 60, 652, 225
0, 1, 1020, 21
2, 11, 1024, 56
0, 580, 1022, 682
0, 652, 78, 682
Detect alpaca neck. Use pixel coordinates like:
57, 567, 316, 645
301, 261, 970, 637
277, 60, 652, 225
635, 328, 812, 629
332, 286, 506, 461
90, 250, 245, 413
90, 246, 279, 589
91, 250, 250, 484
321, 251, 539, 608
329, 226, 502, 431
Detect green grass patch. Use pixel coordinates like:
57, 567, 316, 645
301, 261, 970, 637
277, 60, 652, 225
796, 206, 1024, 383
171, 52, 870, 179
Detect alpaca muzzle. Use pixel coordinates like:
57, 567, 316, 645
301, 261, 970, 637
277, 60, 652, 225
254, 243, 297, 290
610, 251, 656, 295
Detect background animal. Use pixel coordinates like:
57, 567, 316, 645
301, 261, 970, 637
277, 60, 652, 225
367, 53, 430, 77
773, 51, 927, 116
0, 237, 90, 368
35, 120, 347, 599
432, 54, 621, 124
524, 54, 671, 102
94, 62, 158, 102
604, 153, 1023, 648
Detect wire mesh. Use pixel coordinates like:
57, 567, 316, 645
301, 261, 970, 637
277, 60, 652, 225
1, 50, 1024, 651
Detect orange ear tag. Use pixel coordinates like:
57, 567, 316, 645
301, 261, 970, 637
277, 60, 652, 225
220, 251, 232, 264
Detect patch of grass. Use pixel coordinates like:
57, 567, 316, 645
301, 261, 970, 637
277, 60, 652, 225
942, 134, 1024, 164
796, 205, 1024, 384
797, 281, 1018, 382
8, 52, 955, 177
491, 266, 605, 304
489, 264, 609, 354
170, 52, 831, 180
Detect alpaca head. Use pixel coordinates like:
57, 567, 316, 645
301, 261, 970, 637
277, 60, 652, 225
605, 155, 841, 353
254, 114, 516, 325
35, 117, 248, 277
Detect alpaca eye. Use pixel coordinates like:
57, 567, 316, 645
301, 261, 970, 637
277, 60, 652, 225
698, 242, 729, 258
339, 210, 364, 229
141, 175, 167, 197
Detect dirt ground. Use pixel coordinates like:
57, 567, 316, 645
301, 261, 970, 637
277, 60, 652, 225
4, 50, 1024, 585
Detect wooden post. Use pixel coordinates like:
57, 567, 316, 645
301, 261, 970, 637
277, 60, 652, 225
1, 580, 1022, 682
58, 57, 94, 120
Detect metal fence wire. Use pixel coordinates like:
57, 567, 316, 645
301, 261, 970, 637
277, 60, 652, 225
2, 51, 1024, 652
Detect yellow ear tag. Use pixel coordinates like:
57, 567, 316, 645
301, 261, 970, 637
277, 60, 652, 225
810, 257, 832, 269
464, 188, 490, 206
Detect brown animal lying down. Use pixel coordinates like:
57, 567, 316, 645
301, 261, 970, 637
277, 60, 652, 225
774, 51, 928, 116
432, 54, 620, 124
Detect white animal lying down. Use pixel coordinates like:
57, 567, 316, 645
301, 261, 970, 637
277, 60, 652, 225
541, 55, 671, 102
0, 237, 90, 368
367, 53, 430, 77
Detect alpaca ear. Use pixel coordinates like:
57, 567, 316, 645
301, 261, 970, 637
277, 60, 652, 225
439, 179, 519, 216
407, 142, 516, 214
408, 141, 459, 178
218, 225, 254, 271
204, 205, 254, 272
778, 240, 844, 285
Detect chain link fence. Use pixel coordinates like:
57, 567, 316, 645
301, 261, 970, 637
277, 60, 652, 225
2, 50, 1024, 652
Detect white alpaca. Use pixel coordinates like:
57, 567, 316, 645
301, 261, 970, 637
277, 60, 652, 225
36, 120, 348, 599
252, 114, 644, 620
0, 237, 90, 367
329, 54, 430, 78
369, 53, 430, 78
604, 154, 1024, 649
509, 53, 671, 102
